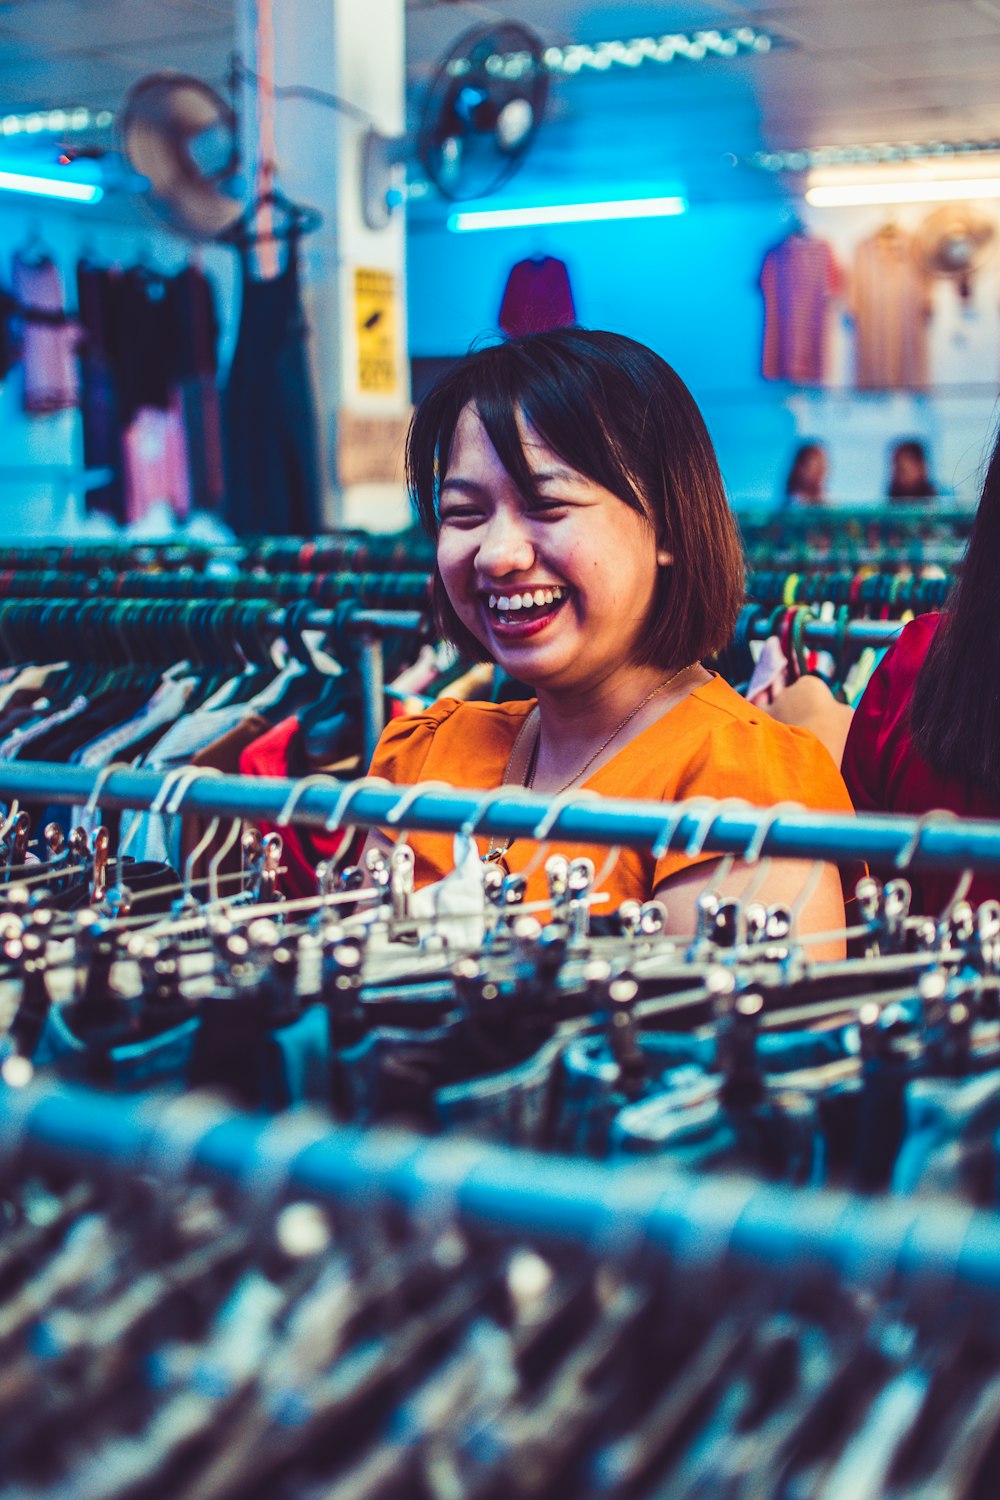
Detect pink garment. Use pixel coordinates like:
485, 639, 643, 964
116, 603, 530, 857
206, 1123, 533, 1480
759, 233, 841, 384
11, 253, 79, 413
498, 256, 576, 336
121, 390, 191, 525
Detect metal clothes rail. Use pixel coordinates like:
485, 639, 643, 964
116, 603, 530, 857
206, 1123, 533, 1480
0, 571, 432, 607
5, 1080, 1000, 1303
0, 762, 998, 874
737, 504, 977, 533
0, 600, 428, 763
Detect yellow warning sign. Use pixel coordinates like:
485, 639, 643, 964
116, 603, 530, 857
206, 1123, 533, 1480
354, 267, 399, 396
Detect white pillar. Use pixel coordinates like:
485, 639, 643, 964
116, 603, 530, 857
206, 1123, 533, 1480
235, 0, 411, 532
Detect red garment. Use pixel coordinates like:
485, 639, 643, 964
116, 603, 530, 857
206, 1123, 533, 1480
238, 716, 349, 899
759, 233, 841, 384
498, 257, 576, 336
842, 613, 1000, 914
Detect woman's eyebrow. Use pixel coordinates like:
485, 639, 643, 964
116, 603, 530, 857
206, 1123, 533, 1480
532, 467, 579, 484
439, 476, 488, 495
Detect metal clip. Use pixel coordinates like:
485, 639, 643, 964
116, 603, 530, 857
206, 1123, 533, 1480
90, 827, 111, 905
389, 842, 415, 920
566, 856, 595, 944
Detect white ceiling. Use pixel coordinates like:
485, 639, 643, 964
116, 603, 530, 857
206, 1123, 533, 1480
2, 0, 1000, 204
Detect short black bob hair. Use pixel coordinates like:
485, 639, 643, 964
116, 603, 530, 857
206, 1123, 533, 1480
405, 327, 745, 670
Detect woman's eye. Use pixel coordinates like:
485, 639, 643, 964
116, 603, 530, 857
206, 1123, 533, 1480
529, 500, 570, 516
438, 507, 484, 525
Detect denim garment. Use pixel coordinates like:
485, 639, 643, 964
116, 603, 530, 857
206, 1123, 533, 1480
433, 1032, 570, 1148
892, 1071, 1000, 1199
557, 1027, 851, 1158
266, 1004, 331, 1110
32, 1004, 200, 1092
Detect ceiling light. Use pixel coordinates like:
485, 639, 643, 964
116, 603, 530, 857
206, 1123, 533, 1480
0, 169, 103, 203
448, 195, 687, 231
806, 177, 1000, 206
752, 137, 1000, 172
463, 25, 777, 83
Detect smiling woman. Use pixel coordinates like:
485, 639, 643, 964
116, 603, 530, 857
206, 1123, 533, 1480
363, 329, 854, 958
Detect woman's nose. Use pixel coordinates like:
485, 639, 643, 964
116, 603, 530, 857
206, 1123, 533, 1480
475, 511, 536, 576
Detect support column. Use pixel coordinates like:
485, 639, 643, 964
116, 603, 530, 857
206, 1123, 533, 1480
235, 0, 411, 532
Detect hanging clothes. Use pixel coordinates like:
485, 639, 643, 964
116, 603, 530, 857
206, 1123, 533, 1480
76, 262, 125, 519
842, 611, 1000, 914
498, 255, 576, 336
168, 264, 225, 513
850, 224, 932, 390
758, 231, 841, 384
223, 232, 323, 537
11, 252, 78, 413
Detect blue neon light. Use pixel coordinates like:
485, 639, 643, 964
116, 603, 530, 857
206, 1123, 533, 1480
447, 195, 688, 232
0, 169, 103, 203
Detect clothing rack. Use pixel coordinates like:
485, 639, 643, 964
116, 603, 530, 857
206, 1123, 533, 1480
5, 1078, 1000, 1304
0, 530, 435, 574
0, 761, 996, 875
738, 504, 977, 533
0, 597, 428, 762
0, 569, 431, 607
747, 569, 953, 614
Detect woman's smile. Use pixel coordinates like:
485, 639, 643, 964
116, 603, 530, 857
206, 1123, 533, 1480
437, 404, 660, 695
482, 584, 571, 639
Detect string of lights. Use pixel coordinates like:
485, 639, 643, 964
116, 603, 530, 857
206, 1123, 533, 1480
750, 139, 1000, 173
446, 27, 777, 83
0, 107, 115, 138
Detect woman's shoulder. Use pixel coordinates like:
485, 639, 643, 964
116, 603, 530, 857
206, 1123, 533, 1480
368, 697, 534, 783
661, 674, 852, 809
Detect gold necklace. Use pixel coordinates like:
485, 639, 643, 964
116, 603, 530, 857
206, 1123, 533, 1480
484, 663, 695, 865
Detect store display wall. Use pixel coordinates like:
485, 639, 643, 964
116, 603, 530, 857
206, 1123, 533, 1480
408, 195, 1000, 506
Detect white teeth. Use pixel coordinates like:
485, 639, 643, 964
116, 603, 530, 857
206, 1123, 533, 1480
487, 585, 566, 614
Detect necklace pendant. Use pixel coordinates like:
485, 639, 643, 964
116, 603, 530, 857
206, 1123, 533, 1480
483, 847, 507, 864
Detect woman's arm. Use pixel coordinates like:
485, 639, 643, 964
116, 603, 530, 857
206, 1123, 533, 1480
655, 856, 847, 961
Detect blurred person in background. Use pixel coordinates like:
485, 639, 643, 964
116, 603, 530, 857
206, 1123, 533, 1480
783, 441, 828, 506
887, 439, 937, 501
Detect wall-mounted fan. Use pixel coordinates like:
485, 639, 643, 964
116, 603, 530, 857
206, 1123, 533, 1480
120, 71, 243, 240
363, 21, 549, 228
915, 204, 996, 302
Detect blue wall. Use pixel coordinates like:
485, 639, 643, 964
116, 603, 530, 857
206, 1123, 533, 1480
407, 195, 1000, 506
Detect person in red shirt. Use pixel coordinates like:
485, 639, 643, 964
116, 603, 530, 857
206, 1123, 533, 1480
842, 430, 1000, 912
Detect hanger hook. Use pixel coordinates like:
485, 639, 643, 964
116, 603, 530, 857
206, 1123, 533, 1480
83, 760, 133, 828
323, 775, 391, 834
0, 799, 21, 845
164, 765, 224, 817
275, 773, 335, 829
651, 798, 713, 862
517, 788, 601, 885
207, 816, 245, 906
182, 815, 222, 901
458, 783, 528, 847
895, 807, 957, 872
383, 780, 452, 851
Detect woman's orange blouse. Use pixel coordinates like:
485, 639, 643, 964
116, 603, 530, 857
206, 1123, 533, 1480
368, 673, 854, 910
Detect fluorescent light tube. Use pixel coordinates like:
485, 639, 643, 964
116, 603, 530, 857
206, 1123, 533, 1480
0, 169, 102, 203
806, 177, 1000, 207
447, 195, 687, 231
